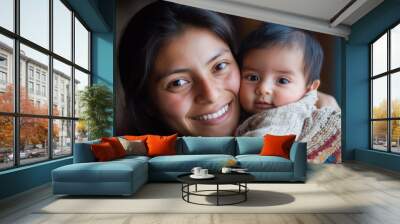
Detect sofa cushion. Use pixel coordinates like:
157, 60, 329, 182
101, 137, 127, 158
52, 157, 149, 195
124, 135, 148, 141
260, 134, 296, 159
116, 155, 150, 163
235, 137, 263, 155
91, 142, 118, 161
148, 154, 235, 172
118, 138, 147, 156
52, 159, 147, 183
180, 137, 235, 155
74, 140, 100, 163
236, 155, 293, 172
147, 134, 177, 157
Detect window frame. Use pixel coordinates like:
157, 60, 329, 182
0, 0, 92, 171
370, 20, 400, 154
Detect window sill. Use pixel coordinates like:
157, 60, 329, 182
0, 156, 72, 176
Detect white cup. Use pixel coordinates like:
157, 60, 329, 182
191, 167, 202, 176
221, 167, 232, 174
200, 169, 208, 176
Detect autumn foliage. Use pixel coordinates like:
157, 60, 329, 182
0, 84, 59, 150
372, 99, 400, 142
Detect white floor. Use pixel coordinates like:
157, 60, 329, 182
1, 162, 400, 224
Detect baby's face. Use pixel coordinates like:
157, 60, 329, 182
239, 45, 310, 114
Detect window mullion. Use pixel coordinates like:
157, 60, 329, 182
71, 10, 76, 155
388, 29, 391, 152
370, 45, 373, 149
48, 0, 53, 160
13, 0, 20, 167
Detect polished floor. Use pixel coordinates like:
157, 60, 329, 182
0, 162, 399, 224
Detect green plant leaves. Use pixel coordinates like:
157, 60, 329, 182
79, 84, 113, 140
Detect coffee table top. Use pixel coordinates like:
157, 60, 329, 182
177, 172, 255, 185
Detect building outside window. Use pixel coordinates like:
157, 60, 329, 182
35, 70, 40, 81
0, 71, 7, 85
28, 68, 33, 80
0, 54, 7, 88
54, 89, 58, 101
0, 0, 91, 170
370, 22, 400, 154
41, 85, 46, 97
0, 55, 7, 67
35, 83, 40, 95
28, 81, 34, 94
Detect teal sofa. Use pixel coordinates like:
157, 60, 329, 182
52, 137, 307, 196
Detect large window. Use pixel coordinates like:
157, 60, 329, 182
370, 22, 400, 154
0, 0, 90, 171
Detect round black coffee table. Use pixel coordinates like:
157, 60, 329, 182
177, 173, 255, 206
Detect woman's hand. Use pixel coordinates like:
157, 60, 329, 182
316, 91, 340, 110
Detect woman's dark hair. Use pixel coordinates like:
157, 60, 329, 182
118, 1, 236, 135
238, 23, 323, 84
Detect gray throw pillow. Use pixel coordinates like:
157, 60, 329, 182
118, 137, 147, 156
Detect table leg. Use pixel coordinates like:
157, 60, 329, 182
188, 184, 191, 202
195, 184, 197, 192
245, 183, 247, 201
181, 184, 183, 199
217, 184, 219, 206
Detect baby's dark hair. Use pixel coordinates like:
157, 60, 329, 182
238, 23, 323, 84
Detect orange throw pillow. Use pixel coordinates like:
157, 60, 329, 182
146, 134, 178, 157
91, 142, 118, 161
260, 134, 296, 159
101, 137, 127, 158
124, 135, 148, 141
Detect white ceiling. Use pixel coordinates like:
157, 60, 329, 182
166, 0, 384, 38
226, 0, 353, 22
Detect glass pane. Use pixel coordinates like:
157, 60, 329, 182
391, 72, 400, 118
372, 77, 387, 119
53, 59, 72, 117
74, 17, 89, 70
75, 120, 88, 143
20, 0, 49, 49
372, 121, 387, 151
20, 117, 49, 165
53, 119, 72, 158
372, 33, 387, 76
53, 0, 72, 60
0, 34, 14, 112
20, 44, 49, 115
0, 116, 13, 170
74, 69, 89, 118
391, 24, 400, 70
0, 0, 14, 31
391, 120, 400, 153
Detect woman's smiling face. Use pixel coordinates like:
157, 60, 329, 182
149, 27, 240, 136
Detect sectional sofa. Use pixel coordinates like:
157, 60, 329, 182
52, 136, 307, 196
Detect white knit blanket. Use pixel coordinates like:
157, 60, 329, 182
236, 91, 318, 139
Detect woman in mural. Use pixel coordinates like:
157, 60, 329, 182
118, 1, 338, 137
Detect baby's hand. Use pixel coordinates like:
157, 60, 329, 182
316, 91, 340, 111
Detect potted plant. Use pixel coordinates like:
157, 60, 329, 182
79, 84, 113, 140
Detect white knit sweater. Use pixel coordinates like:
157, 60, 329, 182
236, 91, 342, 163
236, 90, 318, 138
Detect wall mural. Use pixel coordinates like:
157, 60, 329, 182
116, 1, 341, 163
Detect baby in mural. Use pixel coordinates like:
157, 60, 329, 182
235, 24, 341, 163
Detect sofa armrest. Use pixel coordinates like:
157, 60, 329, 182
289, 142, 307, 181
73, 140, 100, 163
